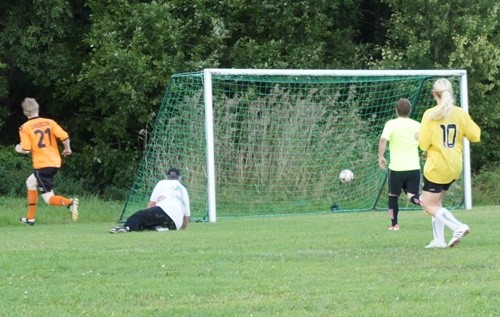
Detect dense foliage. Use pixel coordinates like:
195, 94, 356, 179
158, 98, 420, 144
0, 0, 498, 198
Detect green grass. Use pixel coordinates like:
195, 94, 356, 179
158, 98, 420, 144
0, 196, 498, 316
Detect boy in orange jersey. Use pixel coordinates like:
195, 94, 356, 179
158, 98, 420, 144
15, 98, 79, 225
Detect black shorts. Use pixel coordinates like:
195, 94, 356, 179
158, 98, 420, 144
422, 176, 454, 193
387, 169, 420, 196
124, 206, 177, 231
34, 167, 60, 194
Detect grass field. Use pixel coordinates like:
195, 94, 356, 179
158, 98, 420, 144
0, 197, 498, 316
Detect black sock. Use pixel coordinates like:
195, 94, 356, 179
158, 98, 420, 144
410, 195, 421, 205
389, 196, 399, 226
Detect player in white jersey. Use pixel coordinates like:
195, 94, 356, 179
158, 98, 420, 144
109, 168, 190, 233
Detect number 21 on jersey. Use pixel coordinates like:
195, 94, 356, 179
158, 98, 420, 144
35, 128, 52, 148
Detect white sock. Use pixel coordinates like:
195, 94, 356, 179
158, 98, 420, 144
435, 208, 463, 231
431, 217, 445, 243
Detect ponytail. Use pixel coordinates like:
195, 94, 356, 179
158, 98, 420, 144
430, 78, 454, 120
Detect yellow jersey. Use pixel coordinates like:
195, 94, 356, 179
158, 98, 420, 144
380, 117, 421, 171
419, 106, 480, 184
19, 117, 69, 169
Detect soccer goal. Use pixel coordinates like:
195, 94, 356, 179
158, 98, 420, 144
119, 69, 473, 223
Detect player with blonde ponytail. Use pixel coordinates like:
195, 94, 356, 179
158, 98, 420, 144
419, 78, 481, 248
429, 78, 454, 120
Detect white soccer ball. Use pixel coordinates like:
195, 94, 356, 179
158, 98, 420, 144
339, 169, 354, 183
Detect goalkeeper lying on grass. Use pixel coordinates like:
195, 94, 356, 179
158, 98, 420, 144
109, 168, 190, 233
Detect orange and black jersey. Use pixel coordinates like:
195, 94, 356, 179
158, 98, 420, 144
19, 117, 69, 169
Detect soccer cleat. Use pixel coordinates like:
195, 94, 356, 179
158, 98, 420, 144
448, 225, 470, 248
69, 198, 79, 222
425, 240, 447, 249
388, 224, 400, 231
109, 226, 130, 234
155, 226, 169, 232
19, 217, 35, 226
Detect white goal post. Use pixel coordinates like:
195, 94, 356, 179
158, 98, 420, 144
203, 69, 473, 223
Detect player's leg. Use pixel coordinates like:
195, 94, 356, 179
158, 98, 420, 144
36, 168, 79, 221
388, 195, 399, 229
433, 191, 447, 244
20, 174, 38, 225
387, 170, 402, 230
162, 213, 177, 230
421, 177, 469, 247
440, 199, 469, 247
148, 206, 175, 230
404, 170, 421, 205
421, 187, 447, 248
123, 206, 167, 231
120, 209, 147, 232
425, 217, 446, 248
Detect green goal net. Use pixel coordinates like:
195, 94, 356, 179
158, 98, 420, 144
119, 69, 468, 223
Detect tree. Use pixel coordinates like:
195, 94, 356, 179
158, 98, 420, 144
0, 61, 7, 131
1, 0, 497, 197
0, 0, 89, 143
61, 0, 368, 194
223, 0, 362, 68
372, 0, 500, 170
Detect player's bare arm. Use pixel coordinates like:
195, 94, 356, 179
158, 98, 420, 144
180, 216, 190, 229
15, 144, 30, 154
147, 201, 156, 208
378, 138, 388, 169
61, 139, 72, 157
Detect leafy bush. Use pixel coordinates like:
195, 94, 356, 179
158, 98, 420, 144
0, 146, 33, 196
62, 145, 139, 199
53, 172, 89, 198
472, 163, 500, 206
100, 185, 129, 201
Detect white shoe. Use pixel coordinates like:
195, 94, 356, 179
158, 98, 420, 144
155, 226, 169, 232
448, 225, 470, 248
425, 240, 447, 249
388, 224, 400, 231
109, 226, 129, 234
69, 198, 79, 222
19, 217, 36, 226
